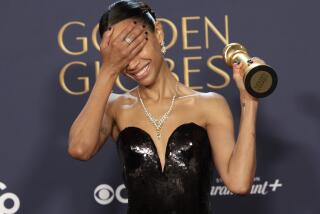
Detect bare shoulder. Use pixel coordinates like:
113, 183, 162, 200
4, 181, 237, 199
198, 91, 228, 104
197, 91, 233, 125
106, 92, 122, 107
108, 92, 121, 102
176, 84, 225, 102
177, 87, 231, 118
105, 92, 124, 115
107, 88, 139, 110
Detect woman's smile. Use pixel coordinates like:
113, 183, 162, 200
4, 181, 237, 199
133, 63, 150, 80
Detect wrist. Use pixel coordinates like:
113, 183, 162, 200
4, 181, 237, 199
101, 63, 121, 76
240, 92, 259, 104
98, 66, 118, 81
94, 70, 117, 93
240, 97, 259, 113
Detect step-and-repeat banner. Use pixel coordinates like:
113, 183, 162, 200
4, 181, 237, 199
1, 0, 319, 213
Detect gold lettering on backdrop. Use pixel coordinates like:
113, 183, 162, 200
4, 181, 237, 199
115, 76, 131, 92
95, 61, 101, 77
57, 21, 88, 55
207, 55, 230, 89
58, 15, 232, 95
92, 24, 100, 51
164, 58, 179, 81
59, 61, 90, 95
205, 15, 229, 48
158, 18, 178, 50
183, 56, 203, 90
164, 58, 175, 72
182, 17, 202, 50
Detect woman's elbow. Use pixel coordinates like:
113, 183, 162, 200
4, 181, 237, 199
227, 182, 252, 195
68, 141, 93, 161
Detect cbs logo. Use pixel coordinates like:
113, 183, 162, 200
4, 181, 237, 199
94, 184, 128, 205
0, 182, 20, 214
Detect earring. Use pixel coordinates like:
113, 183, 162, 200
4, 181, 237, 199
160, 40, 167, 55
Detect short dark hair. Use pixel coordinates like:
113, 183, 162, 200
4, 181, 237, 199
98, 0, 157, 39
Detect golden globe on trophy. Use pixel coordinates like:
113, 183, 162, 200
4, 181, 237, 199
223, 43, 278, 98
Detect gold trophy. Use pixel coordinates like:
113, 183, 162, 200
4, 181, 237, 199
223, 43, 278, 98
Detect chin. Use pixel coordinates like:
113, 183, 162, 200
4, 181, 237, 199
136, 76, 152, 86
137, 75, 157, 87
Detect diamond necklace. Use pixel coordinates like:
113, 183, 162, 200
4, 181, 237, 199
137, 80, 179, 140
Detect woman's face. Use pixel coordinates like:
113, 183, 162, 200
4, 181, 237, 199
109, 18, 165, 84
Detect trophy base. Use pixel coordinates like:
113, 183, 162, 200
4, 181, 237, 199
244, 65, 278, 98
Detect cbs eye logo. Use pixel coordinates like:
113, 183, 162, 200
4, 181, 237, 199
94, 184, 128, 205
0, 182, 20, 214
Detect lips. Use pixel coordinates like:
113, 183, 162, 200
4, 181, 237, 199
132, 63, 150, 80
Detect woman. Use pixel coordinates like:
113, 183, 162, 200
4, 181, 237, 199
68, 1, 259, 213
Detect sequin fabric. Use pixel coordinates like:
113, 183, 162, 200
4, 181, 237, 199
116, 122, 214, 214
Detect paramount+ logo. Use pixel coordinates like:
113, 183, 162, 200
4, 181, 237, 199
211, 176, 283, 196
0, 181, 20, 214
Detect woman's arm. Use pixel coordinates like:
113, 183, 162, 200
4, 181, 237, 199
68, 23, 149, 160
68, 70, 118, 161
204, 61, 259, 195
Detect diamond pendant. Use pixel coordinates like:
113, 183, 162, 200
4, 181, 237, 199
137, 80, 179, 142
156, 128, 161, 139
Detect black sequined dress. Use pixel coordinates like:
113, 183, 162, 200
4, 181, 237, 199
116, 122, 214, 214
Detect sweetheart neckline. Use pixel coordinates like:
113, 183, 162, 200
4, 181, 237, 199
116, 122, 207, 174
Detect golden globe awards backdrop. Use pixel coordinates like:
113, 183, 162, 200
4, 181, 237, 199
1, 0, 319, 213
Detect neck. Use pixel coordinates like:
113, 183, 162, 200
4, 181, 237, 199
138, 61, 178, 103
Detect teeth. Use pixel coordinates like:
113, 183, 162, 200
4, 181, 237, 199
135, 64, 149, 77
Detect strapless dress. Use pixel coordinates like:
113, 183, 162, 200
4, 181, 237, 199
116, 122, 214, 214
